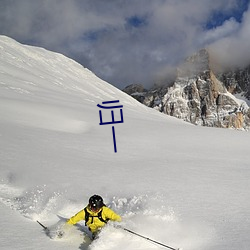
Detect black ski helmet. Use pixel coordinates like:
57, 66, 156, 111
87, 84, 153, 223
89, 195, 104, 210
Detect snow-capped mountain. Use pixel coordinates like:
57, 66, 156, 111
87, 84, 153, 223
1, 36, 250, 250
124, 49, 250, 130
217, 65, 250, 100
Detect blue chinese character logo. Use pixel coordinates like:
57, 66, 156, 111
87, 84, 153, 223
97, 100, 124, 153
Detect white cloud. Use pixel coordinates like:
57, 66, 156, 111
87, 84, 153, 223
209, 5, 250, 68
0, 0, 249, 88
200, 18, 240, 45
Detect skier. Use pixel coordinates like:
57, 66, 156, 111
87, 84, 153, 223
66, 194, 121, 239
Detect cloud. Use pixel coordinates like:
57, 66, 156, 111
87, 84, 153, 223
200, 18, 240, 45
209, 4, 250, 69
0, 0, 249, 88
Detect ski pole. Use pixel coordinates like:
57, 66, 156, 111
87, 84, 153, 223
37, 220, 48, 231
122, 227, 180, 250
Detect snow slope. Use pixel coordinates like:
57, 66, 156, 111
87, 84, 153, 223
0, 36, 250, 250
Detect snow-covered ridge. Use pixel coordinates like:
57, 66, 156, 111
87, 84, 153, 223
0, 35, 142, 105
0, 35, 151, 134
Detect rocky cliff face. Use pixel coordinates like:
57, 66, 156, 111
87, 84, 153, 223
123, 49, 250, 130
217, 66, 250, 99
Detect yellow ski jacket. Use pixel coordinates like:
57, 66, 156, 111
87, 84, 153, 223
67, 206, 121, 233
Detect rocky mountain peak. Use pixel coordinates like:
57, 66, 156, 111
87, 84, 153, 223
177, 49, 210, 78
123, 49, 250, 130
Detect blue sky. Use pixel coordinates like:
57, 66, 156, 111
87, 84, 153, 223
0, 0, 249, 89
206, 0, 249, 28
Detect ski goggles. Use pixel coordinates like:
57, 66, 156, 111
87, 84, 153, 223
89, 205, 101, 212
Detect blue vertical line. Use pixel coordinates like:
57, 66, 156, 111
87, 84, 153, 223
111, 110, 115, 123
112, 126, 117, 153
120, 109, 124, 123
99, 110, 103, 125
